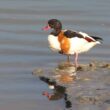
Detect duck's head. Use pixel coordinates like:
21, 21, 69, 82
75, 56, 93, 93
43, 19, 62, 31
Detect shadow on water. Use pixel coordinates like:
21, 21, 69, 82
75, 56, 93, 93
39, 76, 72, 109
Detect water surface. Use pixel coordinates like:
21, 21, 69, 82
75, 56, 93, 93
0, 0, 110, 110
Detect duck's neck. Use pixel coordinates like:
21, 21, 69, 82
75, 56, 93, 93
51, 28, 62, 36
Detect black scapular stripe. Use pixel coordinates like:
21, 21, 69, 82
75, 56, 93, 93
64, 30, 84, 38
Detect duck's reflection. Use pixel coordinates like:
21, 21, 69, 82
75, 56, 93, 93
39, 76, 72, 109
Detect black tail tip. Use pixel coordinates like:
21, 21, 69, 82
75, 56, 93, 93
91, 36, 103, 41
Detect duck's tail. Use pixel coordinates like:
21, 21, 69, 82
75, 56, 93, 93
91, 36, 103, 44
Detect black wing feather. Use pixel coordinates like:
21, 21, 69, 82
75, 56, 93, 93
64, 30, 84, 38
91, 36, 103, 41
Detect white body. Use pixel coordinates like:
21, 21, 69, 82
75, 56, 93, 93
48, 31, 100, 55
68, 37, 98, 54
48, 35, 60, 51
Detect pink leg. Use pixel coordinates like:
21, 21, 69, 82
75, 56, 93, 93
67, 55, 70, 63
74, 53, 78, 68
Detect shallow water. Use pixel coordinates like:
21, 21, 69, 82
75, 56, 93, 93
0, 0, 110, 110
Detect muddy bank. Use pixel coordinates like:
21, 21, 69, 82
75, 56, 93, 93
33, 61, 110, 110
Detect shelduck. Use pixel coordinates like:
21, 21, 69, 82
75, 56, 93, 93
43, 19, 103, 68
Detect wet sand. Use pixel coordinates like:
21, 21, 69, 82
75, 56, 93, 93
33, 62, 110, 110
0, 0, 110, 110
